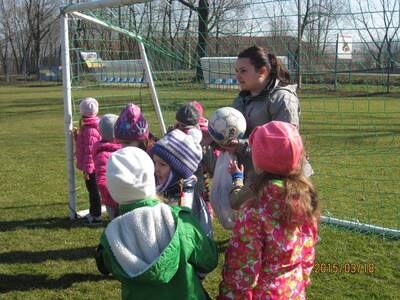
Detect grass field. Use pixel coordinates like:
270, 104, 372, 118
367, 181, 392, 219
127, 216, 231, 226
0, 82, 399, 299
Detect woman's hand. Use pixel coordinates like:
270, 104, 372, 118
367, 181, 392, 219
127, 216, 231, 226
219, 138, 239, 153
227, 159, 244, 175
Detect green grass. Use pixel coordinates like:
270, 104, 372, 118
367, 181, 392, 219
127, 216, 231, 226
0, 82, 399, 299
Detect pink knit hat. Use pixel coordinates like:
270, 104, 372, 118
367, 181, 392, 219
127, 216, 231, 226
249, 121, 304, 175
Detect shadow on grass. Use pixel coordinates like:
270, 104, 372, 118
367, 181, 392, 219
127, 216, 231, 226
0, 273, 109, 293
0, 246, 96, 264
0, 217, 100, 232
1, 108, 62, 117
2, 201, 66, 210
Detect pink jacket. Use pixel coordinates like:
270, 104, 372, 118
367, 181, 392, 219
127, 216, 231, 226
218, 180, 318, 300
93, 141, 122, 207
75, 117, 100, 174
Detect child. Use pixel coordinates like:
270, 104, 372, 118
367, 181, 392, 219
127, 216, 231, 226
74, 97, 102, 225
150, 129, 213, 237
114, 103, 150, 150
174, 101, 217, 218
93, 114, 122, 220
190, 101, 219, 218
95, 147, 217, 300
218, 121, 319, 300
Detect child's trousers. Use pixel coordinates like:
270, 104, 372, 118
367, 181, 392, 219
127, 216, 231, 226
85, 173, 101, 218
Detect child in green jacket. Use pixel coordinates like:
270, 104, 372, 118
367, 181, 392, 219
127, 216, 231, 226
95, 147, 218, 300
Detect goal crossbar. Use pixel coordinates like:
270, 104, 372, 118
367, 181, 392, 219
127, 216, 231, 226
62, 0, 151, 13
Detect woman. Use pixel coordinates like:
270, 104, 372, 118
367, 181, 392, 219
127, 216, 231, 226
226, 45, 307, 209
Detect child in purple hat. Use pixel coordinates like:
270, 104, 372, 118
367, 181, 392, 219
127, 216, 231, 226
150, 129, 212, 238
114, 103, 150, 150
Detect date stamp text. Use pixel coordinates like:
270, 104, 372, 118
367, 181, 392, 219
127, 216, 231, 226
314, 262, 375, 274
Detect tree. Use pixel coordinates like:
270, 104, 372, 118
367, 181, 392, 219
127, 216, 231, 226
352, 0, 400, 68
302, 0, 347, 58
176, 0, 242, 80
24, 0, 58, 76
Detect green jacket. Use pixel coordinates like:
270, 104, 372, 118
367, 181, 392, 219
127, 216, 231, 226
96, 198, 218, 300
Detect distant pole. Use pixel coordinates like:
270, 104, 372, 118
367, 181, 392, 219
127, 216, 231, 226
348, 59, 352, 84
334, 34, 339, 90
297, 0, 302, 89
386, 55, 391, 93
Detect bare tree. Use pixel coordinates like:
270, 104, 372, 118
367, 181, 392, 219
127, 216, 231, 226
24, 0, 58, 76
176, 0, 241, 80
352, 0, 400, 68
302, 0, 347, 57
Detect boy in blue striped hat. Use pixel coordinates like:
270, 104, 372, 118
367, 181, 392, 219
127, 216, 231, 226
151, 129, 212, 238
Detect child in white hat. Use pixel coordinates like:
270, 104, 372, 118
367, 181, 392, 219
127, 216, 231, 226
74, 97, 102, 225
95, 147, 217, 300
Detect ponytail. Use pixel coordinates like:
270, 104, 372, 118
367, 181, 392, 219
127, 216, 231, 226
238, 45, 292, 84
267, 53, 291, 84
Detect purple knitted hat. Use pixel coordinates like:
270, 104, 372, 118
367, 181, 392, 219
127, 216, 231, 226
114, 103, 149, 141
150, 129, 202, 179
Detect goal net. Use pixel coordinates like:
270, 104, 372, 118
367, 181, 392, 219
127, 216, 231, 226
60, 0, 400, 238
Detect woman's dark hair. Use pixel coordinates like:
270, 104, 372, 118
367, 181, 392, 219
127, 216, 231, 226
238, 45, 291, 84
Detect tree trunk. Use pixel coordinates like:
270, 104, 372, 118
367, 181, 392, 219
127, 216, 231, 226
195, 0, 209, 81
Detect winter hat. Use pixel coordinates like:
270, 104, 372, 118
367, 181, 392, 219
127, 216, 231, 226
106, 147, 156, 204
150, 129, 202, 179
114, 103, 149, 141
99, 114, 118, 141
249, 121, 304, 175
79, 97, 99, 117
175, 102, 200, 126
191, 101, 208, 131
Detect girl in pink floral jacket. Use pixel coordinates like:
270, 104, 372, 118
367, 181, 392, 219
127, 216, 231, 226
74, 97, 102, 226
218, 121, 319, 300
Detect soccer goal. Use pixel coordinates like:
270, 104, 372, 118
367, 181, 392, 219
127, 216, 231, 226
60, 0, 400, 238
60, 0, 169, 219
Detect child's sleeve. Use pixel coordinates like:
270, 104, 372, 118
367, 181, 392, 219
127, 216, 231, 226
229, 171, 254, 210
301, 223, 318, 286
95, 232, 112, 276
229, 183, 253, 210
202, 145, 217, 177
182, 212, 218, 274
82, 128, 101, 173
218, 205, 263, 299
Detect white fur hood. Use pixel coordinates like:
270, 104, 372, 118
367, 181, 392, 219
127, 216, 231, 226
105, 202, 178, 281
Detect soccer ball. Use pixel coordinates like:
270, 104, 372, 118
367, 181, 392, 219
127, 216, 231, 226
208, 107, 246, 145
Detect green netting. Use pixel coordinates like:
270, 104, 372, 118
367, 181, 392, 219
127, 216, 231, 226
65, 0, 400, 236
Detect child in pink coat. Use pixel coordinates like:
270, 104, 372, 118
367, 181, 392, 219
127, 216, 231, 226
93, 114, 122, 220
74, 97, 102, 226
218, 121, 319, 300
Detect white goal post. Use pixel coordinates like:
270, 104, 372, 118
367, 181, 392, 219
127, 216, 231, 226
60, 0, 166, 219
